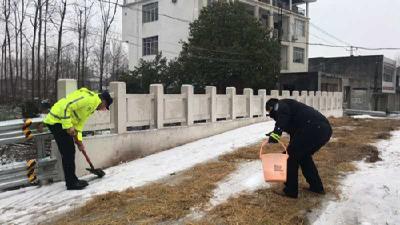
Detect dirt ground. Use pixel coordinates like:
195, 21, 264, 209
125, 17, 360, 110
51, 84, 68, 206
46, 117, 400, 225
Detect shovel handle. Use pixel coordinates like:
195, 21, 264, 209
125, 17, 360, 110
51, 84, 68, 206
80, 149, 95, 170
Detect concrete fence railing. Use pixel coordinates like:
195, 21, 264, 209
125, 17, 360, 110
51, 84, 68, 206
58, 80, 343, 134
54, 79, 343, 178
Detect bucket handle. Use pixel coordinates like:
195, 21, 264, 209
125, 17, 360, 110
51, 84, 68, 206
259, 139, 288, 159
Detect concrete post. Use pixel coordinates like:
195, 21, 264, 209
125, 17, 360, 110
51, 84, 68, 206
322, 92, 328, 111
150, 84, 164, 129
110, 82, 127, 134
301, 90, 308, 104
226, 87, 236, 120
254, 5, 260, 19
270, 90, 279, 98
315, 91, 321, 111
268, 11, 274, 38
244, 88, 254, 118
57, 79, 77, 99
306, 2, 309, 18
282, 90, 290, 99
181, 85, 194, 126
258, 89, 267, 117
292, 91, 300, 102
206, 86, 217, 122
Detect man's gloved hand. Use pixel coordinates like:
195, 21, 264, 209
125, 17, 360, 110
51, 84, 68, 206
267, 127, 282, 144
268, 132, 280, 143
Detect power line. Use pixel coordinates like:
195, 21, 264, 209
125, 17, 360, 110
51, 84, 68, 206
310, 22, 352, 46
100, 0, 192, 23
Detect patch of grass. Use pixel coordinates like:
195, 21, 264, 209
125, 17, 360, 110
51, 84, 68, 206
47, 117, 400, 225
188, 117, 400, 225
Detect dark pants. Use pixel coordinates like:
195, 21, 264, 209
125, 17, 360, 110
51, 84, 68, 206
285, 121, 332, 197
47, 123, 78, 187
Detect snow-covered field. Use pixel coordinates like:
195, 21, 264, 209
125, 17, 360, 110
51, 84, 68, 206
0, 121, 275, 225
312, 130, 400, 225
1, 119, 400, 225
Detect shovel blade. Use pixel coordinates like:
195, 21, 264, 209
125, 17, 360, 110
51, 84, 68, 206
86, 168, 105, 178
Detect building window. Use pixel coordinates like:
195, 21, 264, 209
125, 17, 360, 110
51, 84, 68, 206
142, 2, 158, 23
294, 19, 305, 38
293, 47, 305, 64
142, 36, 158, 56
383, 67, 394, 82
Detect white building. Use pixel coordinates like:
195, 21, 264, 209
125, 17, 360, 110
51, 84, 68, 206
122, 0, 317, 73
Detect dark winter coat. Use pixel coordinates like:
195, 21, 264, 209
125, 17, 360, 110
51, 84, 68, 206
269, 99, 331, 136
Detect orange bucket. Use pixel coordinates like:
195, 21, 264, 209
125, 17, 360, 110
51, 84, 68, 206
259, 140, 289, 182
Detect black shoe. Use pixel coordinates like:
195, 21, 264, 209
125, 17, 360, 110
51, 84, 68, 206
273, 189, 298, 199
66, 180, 88, 190
77, 179, 89, 187
305, 187, 325, 195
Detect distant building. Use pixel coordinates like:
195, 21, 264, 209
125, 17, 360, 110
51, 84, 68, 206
122, 0, 317, 73
309, 55, 398, 111
278, 71, 342, 92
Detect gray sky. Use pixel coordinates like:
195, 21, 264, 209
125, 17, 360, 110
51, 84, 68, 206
308, 0, 400, 61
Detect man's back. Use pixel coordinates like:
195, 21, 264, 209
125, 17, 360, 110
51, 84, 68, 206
271, 99, 330, 135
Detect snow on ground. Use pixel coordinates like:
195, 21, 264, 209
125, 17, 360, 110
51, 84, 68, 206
209, 161, 269, 208
0, 121, 275, 225
312, 130, 400, 225
352, 115, 385, 119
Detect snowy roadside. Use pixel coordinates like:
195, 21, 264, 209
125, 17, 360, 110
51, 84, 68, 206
0, 121, 274, 225
311, 130, 400, 225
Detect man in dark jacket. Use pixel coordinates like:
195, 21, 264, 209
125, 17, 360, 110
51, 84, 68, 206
266, 98, 332, 198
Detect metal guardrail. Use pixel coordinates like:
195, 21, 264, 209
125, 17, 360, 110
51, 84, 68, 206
0, 118, 59, 191
0, 157, 58, 190
0, 117, 45, 145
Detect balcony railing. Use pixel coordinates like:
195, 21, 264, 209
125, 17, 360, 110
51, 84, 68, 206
257, 0, 306, 16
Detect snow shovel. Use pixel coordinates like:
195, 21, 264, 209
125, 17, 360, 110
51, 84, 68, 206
259, 139, 288, 182
80, 148, 105, 178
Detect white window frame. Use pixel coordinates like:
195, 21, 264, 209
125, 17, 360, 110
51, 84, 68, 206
293, 47, 305, 64
142, 36, 158, 56
142, 2, 158, 23
294, 19, 305, 38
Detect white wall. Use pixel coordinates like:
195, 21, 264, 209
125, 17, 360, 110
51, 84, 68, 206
122, 0, 311, 72
122, 0, 203, 70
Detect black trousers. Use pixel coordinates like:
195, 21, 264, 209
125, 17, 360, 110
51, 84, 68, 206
47, 123, 78, 187
285, 121, 332, 196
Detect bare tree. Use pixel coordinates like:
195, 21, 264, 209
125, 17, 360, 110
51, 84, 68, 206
18, 0, 27, 98
98, 0, 118, 91
74, 2, 83, 85
81, 0, 94, 87
31, 0, 39, 100
3, 0, 15, 101
54, 0, 67, 95
43, 0, 49, 98
1, 40, 5, 100
109, 38, 127, 81
36, 0, 43, 99
12, 0, 19, 101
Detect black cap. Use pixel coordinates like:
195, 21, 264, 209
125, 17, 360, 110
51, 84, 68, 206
265, 98, 279, 111
100, 91, 113, 110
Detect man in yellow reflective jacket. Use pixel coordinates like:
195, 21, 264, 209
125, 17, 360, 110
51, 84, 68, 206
44, 88, 113, 190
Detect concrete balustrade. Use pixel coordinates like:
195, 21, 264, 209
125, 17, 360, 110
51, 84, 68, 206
53, 79, 343, 178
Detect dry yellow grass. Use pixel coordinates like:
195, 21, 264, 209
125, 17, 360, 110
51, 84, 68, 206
46, 117, 400, 225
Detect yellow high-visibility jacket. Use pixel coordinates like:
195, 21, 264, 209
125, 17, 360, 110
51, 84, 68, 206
44, 88, 101, 141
